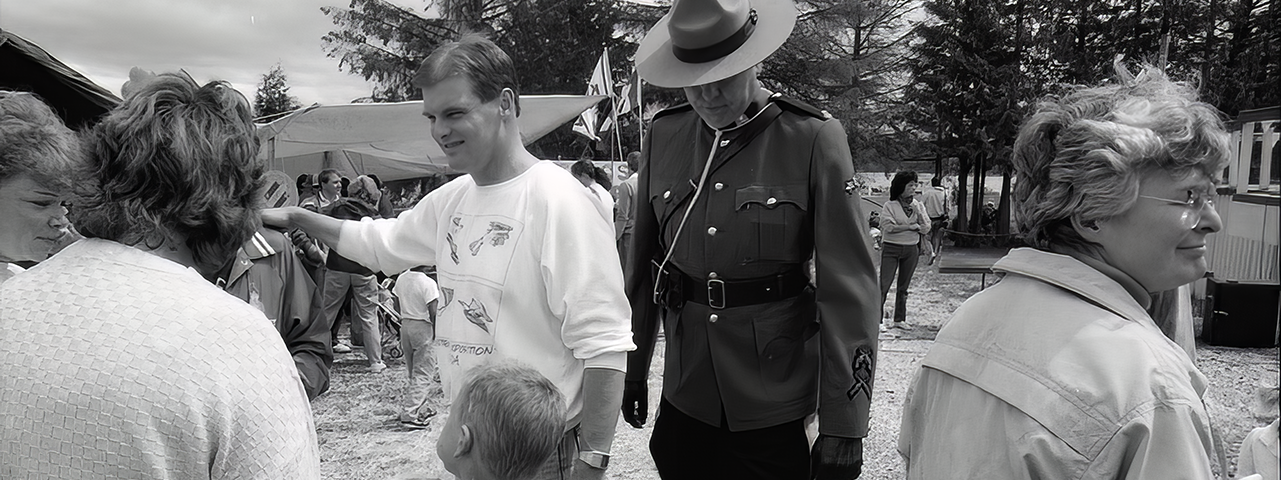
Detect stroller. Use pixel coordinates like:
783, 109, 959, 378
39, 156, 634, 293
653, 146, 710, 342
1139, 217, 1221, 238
375, 277, 404, 360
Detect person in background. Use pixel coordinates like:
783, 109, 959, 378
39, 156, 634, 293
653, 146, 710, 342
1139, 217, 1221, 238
322, 174, 386, 373
878, 171, 930, 330
302, 168, 342, 213
395, 264, 442, 429
369, 173, 397, 218
297, 173, 317, 207
302, 168, 357, 355
919, 175, 948, 265
218, 218, 332, 399
591, 165, 612, 191
262, 35, 634, 480
0, 69, 319, 477
435, 361, 567, 480
0, 91, 77, 284
625, 0, 882, 477
899, 64, 1231, 479
612, 151, 640, 274
1236, 383, 1279, 480
572, 158, 614, 221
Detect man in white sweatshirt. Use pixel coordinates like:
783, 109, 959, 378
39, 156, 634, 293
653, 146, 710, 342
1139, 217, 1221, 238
263, 35, 635, 480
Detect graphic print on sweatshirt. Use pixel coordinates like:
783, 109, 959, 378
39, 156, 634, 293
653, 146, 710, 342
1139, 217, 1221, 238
434, 212, 525, 398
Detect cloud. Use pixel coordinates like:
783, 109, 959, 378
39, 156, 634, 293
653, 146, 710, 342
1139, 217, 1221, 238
1, 0, 376, 105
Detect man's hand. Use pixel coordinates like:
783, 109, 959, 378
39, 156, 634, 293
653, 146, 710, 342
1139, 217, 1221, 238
810, 435, 863, 480
621, 380, 647, 428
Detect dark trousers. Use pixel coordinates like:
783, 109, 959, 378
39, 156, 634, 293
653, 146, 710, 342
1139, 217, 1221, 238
878, 241, 920, 323
650, 399, 810, 480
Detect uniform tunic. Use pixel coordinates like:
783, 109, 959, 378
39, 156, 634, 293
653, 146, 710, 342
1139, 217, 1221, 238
626, 97, 880, 436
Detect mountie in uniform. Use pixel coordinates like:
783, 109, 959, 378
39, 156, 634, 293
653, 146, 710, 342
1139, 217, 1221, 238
623, 0, 882, 478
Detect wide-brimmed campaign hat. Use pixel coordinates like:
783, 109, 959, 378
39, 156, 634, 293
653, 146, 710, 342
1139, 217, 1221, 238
636, 0, 796, 88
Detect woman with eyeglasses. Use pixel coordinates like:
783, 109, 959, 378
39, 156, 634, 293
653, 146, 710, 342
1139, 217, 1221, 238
899, 64, 1230, 479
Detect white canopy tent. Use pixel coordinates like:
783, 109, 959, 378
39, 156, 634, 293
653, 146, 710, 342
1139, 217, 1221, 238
256, 95, 606, 182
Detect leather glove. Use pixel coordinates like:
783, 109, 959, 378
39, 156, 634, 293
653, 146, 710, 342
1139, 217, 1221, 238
810, 435, 863, 480
620, 380, 647, 428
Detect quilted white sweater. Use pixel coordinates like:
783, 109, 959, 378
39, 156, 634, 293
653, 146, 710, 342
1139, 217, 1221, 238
0, 239, 320, 479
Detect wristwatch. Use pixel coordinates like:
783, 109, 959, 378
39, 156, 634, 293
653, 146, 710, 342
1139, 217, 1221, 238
578, 450, 610, 469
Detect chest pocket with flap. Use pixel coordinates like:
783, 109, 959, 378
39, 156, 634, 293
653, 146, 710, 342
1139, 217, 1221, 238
735, 185, 808, 262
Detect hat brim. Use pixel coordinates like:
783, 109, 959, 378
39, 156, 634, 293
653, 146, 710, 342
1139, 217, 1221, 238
636, 0, 797, 89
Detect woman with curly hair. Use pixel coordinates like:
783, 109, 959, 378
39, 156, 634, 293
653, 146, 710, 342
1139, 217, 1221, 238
900, 64, 1231, 479
0, 70, 320, 477
0, 90, 78, 283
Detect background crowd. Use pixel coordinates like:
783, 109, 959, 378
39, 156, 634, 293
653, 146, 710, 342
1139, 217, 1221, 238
0, 0, 1277, 478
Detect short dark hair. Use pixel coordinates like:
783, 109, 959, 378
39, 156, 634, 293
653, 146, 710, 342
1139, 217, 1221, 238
626, 151, 641, 172
413, 34, 521, 116
889, 171, 918, 201
570, 159, 594, 178
931, 176, 941, 187
74, 72, 262, 274
318, 168, 341, 184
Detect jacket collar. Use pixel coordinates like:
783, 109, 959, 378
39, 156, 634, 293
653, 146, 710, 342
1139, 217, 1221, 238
994, 248, 1153, 326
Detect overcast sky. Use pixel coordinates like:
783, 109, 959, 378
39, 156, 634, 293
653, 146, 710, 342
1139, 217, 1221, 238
1, 0, 432, 106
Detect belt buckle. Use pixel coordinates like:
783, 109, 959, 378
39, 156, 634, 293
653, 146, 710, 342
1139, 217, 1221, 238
707, 278, 726, 310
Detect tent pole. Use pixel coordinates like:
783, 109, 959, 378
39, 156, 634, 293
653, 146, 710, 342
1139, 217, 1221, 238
637, 80, 644, 155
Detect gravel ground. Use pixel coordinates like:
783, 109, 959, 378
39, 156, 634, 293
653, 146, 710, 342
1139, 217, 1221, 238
315, 263, 1279, 479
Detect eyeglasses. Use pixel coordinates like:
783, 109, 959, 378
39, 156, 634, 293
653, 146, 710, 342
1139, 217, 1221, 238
1138, 188, 1216, 228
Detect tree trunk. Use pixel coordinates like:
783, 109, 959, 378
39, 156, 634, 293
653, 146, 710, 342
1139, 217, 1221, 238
955, 154, 970, 236
970, 153, 986, 234
998, 170, 1012, 235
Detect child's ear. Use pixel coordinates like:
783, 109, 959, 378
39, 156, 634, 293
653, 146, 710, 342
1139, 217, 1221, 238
454, 424, 474, 458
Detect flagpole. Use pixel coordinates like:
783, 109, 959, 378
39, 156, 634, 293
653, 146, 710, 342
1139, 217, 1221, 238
637, 79, 644, 156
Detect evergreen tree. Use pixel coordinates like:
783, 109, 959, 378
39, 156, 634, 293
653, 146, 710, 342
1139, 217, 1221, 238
254, 64, 303, 118
321, 0, 455, 102
763, 0, 928, 171
907, 0, 1026, 236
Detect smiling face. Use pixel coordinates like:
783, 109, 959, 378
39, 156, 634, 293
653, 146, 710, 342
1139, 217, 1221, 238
683, 67, 759, 129
0, 174, 70, 263
422, 75, 507, 177
319, 173, 342, 198
1091, 169, 1222, 292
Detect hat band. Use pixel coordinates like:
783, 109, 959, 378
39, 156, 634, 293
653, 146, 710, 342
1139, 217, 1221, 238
672, 9, 758, 64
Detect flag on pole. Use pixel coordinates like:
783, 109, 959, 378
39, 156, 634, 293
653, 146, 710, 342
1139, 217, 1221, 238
617, 81, 634, 115
573, 48, 614, 141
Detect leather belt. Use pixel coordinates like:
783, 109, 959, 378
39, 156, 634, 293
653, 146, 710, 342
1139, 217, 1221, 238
680, 269, 809, 310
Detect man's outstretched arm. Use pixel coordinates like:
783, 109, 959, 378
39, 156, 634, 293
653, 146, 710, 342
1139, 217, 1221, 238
262, 207, 344, 247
